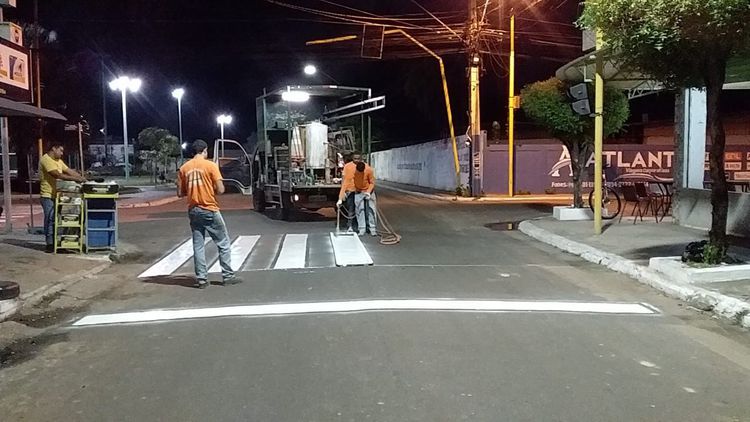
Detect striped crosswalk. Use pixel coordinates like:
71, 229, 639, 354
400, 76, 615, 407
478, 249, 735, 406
138, 233, 374, 278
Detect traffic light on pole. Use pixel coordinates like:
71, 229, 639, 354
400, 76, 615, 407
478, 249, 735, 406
568, 82, 593, 116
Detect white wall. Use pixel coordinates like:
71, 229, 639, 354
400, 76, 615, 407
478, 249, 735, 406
371, 136, 470, 192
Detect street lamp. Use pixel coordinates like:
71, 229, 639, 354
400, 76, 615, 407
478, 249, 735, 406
109, 76, 142, 180
216, 114, 233, 139
303, 64, 317, 75
302, 64, 339, 84
281, 89, 311, 103
171, 88, 185, 161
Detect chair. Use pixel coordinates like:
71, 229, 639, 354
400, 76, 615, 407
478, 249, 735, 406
635, 182, 661, 221
619, 184, 649, 224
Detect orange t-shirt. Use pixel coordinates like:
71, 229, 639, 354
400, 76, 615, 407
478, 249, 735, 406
339, 162, 375, 199
178, 156, 223, 211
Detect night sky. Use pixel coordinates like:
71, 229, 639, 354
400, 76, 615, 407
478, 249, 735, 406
5, 0, 583, 150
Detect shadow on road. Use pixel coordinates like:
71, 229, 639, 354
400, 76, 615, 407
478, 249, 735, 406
2, 238, 46, 252
140, 275, 200, 289
264, 209, 336, 223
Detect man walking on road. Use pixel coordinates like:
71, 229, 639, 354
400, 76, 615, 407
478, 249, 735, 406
177, 140, 241, 289
39, 143, 86, 253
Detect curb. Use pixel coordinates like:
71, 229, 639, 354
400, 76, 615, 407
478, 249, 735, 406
381, 185, 573, 204
118, 195, 180, 209
518, 220, 750, 329
0, 261, 112, 322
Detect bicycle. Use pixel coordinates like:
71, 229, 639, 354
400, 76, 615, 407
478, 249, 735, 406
588, 170, 621, 220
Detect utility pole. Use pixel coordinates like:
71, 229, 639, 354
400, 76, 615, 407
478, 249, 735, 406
467, 0, 482, 197
33, 0, 43, 160
507, 13, 517, 197
101, 57, 108, 162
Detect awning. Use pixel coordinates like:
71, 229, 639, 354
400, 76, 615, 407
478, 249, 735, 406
557, 49, 750, 99
0, 97, 66, 120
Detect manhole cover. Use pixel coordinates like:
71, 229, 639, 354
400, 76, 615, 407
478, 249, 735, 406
485, 221, 520, 231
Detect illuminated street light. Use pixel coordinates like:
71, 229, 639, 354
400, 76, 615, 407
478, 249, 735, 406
303, 64, 317, 75
109, 76, 142, 180
216, 114, 233, 139
282, 89, 311, 103
171, 88, 186, 161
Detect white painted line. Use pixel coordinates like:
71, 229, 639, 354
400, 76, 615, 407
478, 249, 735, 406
209, 235, 260, 273
330, 233, 373, 267
138, 238, 207, 278
273, 234, 308, 269
72, 299, 658, 327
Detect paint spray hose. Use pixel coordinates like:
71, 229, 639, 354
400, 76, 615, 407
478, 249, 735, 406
337, 203, 401, 246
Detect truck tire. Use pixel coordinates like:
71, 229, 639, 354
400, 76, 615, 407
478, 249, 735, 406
253, 189, 266, 212
280, 192, 293, 220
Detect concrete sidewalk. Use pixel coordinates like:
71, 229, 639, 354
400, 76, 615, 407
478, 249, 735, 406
0, 231, 111, 321
379, 181, 573, 204
117, 187, 179, 209
520, 218, 750, 329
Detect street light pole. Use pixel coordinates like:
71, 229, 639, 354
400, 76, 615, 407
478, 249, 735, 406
177, 97, 183, 160
110, 76, 141, 181
216, 114, 232, 140
119, 88, 129, 179
172, 88, 185, 161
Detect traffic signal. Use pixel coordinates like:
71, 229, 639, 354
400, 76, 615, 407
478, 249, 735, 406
568, 82, 592, 116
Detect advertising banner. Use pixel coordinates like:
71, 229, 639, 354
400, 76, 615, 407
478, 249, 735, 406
0, 37, 29, 102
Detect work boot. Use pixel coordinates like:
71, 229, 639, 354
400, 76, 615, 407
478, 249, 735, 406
221, 277, 243, 286
194, 279, 209, 289
45, 244, 54, 253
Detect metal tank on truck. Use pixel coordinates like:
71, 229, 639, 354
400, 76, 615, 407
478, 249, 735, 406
213, 85, 385, 220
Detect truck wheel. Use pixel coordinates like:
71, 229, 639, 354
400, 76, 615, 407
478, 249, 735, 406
252, 189, 266, 212
280, 192, 293, 220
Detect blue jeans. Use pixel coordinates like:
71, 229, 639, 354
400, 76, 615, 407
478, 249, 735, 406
41, 198, 55, 246
354, 192, 377, 234
189, 207, 233, 282
345, 192, 357, 231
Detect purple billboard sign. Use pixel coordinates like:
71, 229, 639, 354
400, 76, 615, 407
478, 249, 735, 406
483, 144, 750, 195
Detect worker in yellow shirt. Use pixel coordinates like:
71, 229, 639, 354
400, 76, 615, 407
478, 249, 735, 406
39, 143, 86, 252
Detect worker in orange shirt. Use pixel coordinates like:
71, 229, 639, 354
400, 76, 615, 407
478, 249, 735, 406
337, 152, 358, 232
177, 140, 241, 289
337, 151, 377, 236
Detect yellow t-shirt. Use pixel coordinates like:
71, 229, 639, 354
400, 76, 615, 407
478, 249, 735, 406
39, 153, 69, 198
178, 156, 223, 212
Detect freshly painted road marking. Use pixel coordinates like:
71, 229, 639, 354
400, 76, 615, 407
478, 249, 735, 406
72, 300, 658, 326
273, 234, 308, 269
209, 235, 260, 273
330, 233, 373, 267
138, 238, 207, 278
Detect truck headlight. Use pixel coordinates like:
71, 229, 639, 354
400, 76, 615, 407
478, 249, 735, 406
293, 194, 300, 202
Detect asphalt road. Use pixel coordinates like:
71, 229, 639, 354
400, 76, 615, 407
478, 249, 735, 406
1, 190, 750, 421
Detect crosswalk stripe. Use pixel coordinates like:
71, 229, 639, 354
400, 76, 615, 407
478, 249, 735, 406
138, 238, 207, 278
273, 234, 308, 269
72, 300, 659, 327
330, 233, 373, 267
208, 235, 260, 274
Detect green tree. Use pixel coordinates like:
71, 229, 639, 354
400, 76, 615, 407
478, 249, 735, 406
580, 0, 750, 262
137, 127, 180, 175
521, 78, 629, 208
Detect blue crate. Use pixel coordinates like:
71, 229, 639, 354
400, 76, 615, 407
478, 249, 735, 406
87, 212, 115, 228
88, 230, 115, 248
